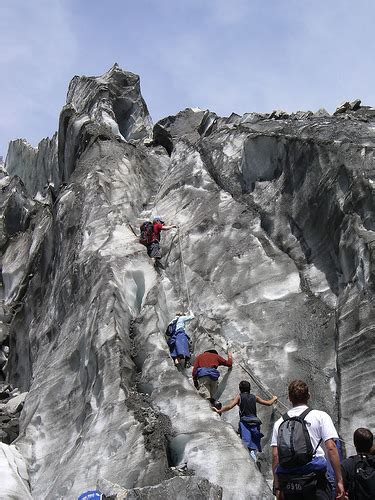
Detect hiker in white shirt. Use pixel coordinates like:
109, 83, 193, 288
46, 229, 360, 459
271, 380, 345, 499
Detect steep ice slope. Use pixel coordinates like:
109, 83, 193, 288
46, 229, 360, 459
152, 106, 375, 445
4, 139, 270, 498
1, 65, 374, 498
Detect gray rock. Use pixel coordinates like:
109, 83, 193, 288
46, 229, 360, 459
334, 101, 351, 114
293, 110, 313, 120
58, 64, 153, 182
349, 99, 361, 110
0, 443, 32, 498
0, 386, 23, 444
153, 108, 216, 154
314, 108, 330, 117
269, 109, 289, 119
5, 392, 27, 414
0, 349, 8, 370
2, 176, 35, 238
97, 476, 222, 499
0, 383, 11, 394
6, 135, 58, 198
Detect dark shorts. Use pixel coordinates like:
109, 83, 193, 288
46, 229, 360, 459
147, 241, 161, 259
279, 471, 332, 500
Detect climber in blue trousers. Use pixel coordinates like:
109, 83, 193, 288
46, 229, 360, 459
166, 312, 194, 368
213, 380, 277, 461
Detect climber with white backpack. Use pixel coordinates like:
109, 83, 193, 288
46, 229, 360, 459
271, 379, 345, 499
139, 216, 177, 268
165, 311, 194, 368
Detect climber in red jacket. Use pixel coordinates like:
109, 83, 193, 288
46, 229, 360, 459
150, 216, 177, 267
192, 350, 232, 405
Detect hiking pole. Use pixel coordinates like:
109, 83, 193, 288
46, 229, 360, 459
177, 227, 192, 311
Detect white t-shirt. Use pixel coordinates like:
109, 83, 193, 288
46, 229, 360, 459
271, 405, 339, 458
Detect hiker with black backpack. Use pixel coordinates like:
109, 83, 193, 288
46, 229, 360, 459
271, 380, 345, 499
341, 427, 375, 499
212, 380, 277, 461
166, 312, 194, 368
139, 216, 177, 268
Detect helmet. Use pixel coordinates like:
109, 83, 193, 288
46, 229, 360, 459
153, 215, 164, 222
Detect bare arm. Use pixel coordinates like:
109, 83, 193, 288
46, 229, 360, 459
272, 446, 281, 498
161, 225, 177, 230
213, 394, 240, 414
228, 352, 233, 366
256, 395, 278, 406
325, 438, 345, 499
217, 352, 233, 368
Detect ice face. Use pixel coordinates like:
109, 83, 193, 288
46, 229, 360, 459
2, 65, 375, 498
0, 443, 33, 499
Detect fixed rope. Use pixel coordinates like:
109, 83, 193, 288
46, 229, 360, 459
238, 357, 354, 449
177, 227, 192, 311
238, 360, 288, 414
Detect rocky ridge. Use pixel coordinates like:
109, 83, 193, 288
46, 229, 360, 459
1, 64, 374, 498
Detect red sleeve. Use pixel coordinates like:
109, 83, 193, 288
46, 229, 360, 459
155, 222, 163, 231
217, 355, 232, 368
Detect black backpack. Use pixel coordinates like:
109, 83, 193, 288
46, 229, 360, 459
139, 221, 154, 246
350, 455, 375, 499
165, 319, 178, 337
277, 408, 321, 468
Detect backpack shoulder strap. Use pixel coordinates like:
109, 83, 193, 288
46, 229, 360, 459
298, 408, 322, 453
282, 412, 289, 421
296, 407, 311, 420
299, 407, 312, 420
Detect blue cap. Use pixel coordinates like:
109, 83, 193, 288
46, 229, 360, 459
153, 215, 163, 221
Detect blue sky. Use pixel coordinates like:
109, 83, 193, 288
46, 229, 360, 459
1, 0, 375, 156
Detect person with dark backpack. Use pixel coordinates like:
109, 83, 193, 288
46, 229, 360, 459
139, 216, 177, 267
165, 312, 194, 368
212, 380, 277, 461
271, 380, 345, 499
341, 427, 375, 499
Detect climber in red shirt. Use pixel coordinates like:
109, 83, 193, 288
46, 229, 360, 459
193, 350, 233, 405
147, 216, 177, 268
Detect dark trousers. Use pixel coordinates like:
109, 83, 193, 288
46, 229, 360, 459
279, 471, 332, 500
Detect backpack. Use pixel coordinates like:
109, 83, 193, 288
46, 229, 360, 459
277, 408, 321, 468
350, 455, 375, 499
165, 319, 177, 337
139, 221, 154, 246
